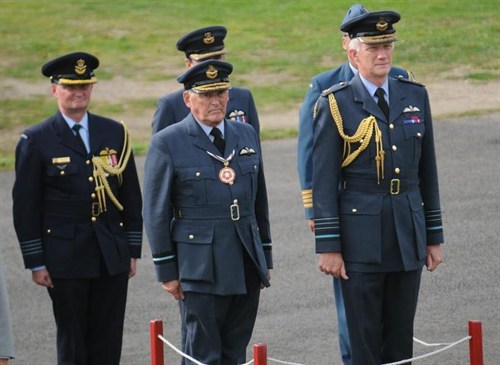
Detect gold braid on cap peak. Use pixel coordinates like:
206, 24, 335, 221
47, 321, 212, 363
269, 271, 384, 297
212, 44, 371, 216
91, 121, 132, 212
54, 77, 98, 85
328, 94, 385, 183
191, 82, 231, 93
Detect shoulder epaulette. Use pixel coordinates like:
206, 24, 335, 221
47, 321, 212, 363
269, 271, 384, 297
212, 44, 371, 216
320, 81, 349, 97
395, 74, 425, 87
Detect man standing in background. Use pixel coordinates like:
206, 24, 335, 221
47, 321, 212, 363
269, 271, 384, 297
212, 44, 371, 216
152, 25, 261, 136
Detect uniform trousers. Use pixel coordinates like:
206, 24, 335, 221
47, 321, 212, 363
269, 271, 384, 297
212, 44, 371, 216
180, 254, 261, 365
341, 269, 422, 365
333, 277, 351, 365
48, 272, 129, 365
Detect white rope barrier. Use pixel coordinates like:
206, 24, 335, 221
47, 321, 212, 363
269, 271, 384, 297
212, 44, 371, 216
381, 336, 471, 365
157, 334, 208, 365
156, 332, 471, 365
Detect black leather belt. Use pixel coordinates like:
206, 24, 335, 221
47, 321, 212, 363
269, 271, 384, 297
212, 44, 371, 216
43, 199, 118, 218
174, 201, 254, 221
342, 178, 418, 195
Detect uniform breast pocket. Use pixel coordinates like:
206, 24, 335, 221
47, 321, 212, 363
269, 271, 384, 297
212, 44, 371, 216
45, 163, 79, 197
43, 223, 75, 270
402, 122, 425, 165
339, 193, 383, 264
172, 221, 215, 283
177, 167, 216, 205
236, 158, 259, 199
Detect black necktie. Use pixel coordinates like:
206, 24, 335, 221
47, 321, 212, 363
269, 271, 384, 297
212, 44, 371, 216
210, 127, 225, 155
375, 88, 389, 120
72, 124, 87, 153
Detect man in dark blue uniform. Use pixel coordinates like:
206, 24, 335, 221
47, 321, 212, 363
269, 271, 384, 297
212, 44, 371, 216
312, 10, 444, 365
143, 60, 272, 364
297, 5, 413, 364
152, 26, 260, 135
12, 52, 143, 365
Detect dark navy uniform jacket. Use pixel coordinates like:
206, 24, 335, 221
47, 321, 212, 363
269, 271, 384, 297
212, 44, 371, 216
312, 74, 444, 272
298, 61, 410, 218
143, 114, 272, 295
151, 87, 260, 135
12, 111, 143, 278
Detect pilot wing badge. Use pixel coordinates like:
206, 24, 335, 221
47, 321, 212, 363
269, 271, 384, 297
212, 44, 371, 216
239, 147, 256, 156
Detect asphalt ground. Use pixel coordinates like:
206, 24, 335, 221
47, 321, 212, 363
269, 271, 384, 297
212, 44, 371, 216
1, 114, 499, 365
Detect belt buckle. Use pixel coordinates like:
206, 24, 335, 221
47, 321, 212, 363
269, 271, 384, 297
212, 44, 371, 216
230, 201, 240, 221
92, 202, 101, 217
390, 179, 400, 195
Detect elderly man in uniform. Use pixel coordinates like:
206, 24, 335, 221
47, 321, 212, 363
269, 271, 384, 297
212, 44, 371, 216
143, 60, 272, 364
297, 4, 413, 364
312, 10, 444, 365
12, 52, 143, 365
152, 25, 260, 136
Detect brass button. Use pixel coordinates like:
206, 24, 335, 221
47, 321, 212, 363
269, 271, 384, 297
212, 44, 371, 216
86, 160, 91, 165
417, 132, 422, 138
47, 229, 51, 234
188, 234, 194, 240
60, 170, 65, 176
88, 176, 94, 182
195, 172, 201, 177
253, 165, 257, 170
119, 222, 124, 227
352, 208, 357, 213
389, 123, 394, 129
91, 217, 97, 222
91, 193, 96, 199
395, 168, 401, 174
392, 145, 397, 151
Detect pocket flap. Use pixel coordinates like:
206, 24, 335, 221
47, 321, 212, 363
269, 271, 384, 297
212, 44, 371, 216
340, 193, 383, 215
172, 220, 214, 244
178, 167, 215, 182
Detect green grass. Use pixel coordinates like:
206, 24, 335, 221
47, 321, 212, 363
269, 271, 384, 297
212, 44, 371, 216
1, 0, 499, 170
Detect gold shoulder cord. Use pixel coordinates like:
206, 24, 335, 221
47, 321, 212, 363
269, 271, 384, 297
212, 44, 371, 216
327, 93, 385, 184
92, 121, 132, 212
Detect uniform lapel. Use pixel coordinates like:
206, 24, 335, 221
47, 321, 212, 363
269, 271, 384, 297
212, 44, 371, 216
223, 120, 240, 158
187, 114, 222, 155
88, 113, 106, 156
351, 75, 387, 123
54, 111, 87, 156
388, 78, 407, 123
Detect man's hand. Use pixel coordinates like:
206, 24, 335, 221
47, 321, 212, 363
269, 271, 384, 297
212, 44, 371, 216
319, 252, 348, 280
426, 244, 444, 272
129, 258, 137, 278
307, 219, 315, 232
162, 280, 185, 300
32, 269, 53, 288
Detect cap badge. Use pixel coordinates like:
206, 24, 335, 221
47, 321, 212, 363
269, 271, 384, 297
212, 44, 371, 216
206, 65, 218, 79
203, 31, 215, 45
376, 18, 388, 31
74, 59, 87, 75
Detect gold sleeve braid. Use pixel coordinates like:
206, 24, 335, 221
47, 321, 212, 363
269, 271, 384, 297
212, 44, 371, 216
327, 93, 385, 184
91, 121, 132, 212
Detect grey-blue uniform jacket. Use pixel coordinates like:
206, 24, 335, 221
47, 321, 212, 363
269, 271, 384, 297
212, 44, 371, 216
143, 114, 272, 295
12, 111, 143, 278
312, 74, 443, 272
298, 61, 411, 218
151, 87, 260, 135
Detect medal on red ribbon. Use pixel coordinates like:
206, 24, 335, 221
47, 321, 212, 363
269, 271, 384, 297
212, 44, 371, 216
207, 149, 236, 185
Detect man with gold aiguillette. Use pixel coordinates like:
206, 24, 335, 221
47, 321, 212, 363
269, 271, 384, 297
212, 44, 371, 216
12, 52, 143, 365
312, 10, 444, 365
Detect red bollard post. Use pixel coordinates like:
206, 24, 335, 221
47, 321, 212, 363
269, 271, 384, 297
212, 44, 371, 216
254, 343, 267, 365
150, 319, 164, 365
469, 320, 483, 365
